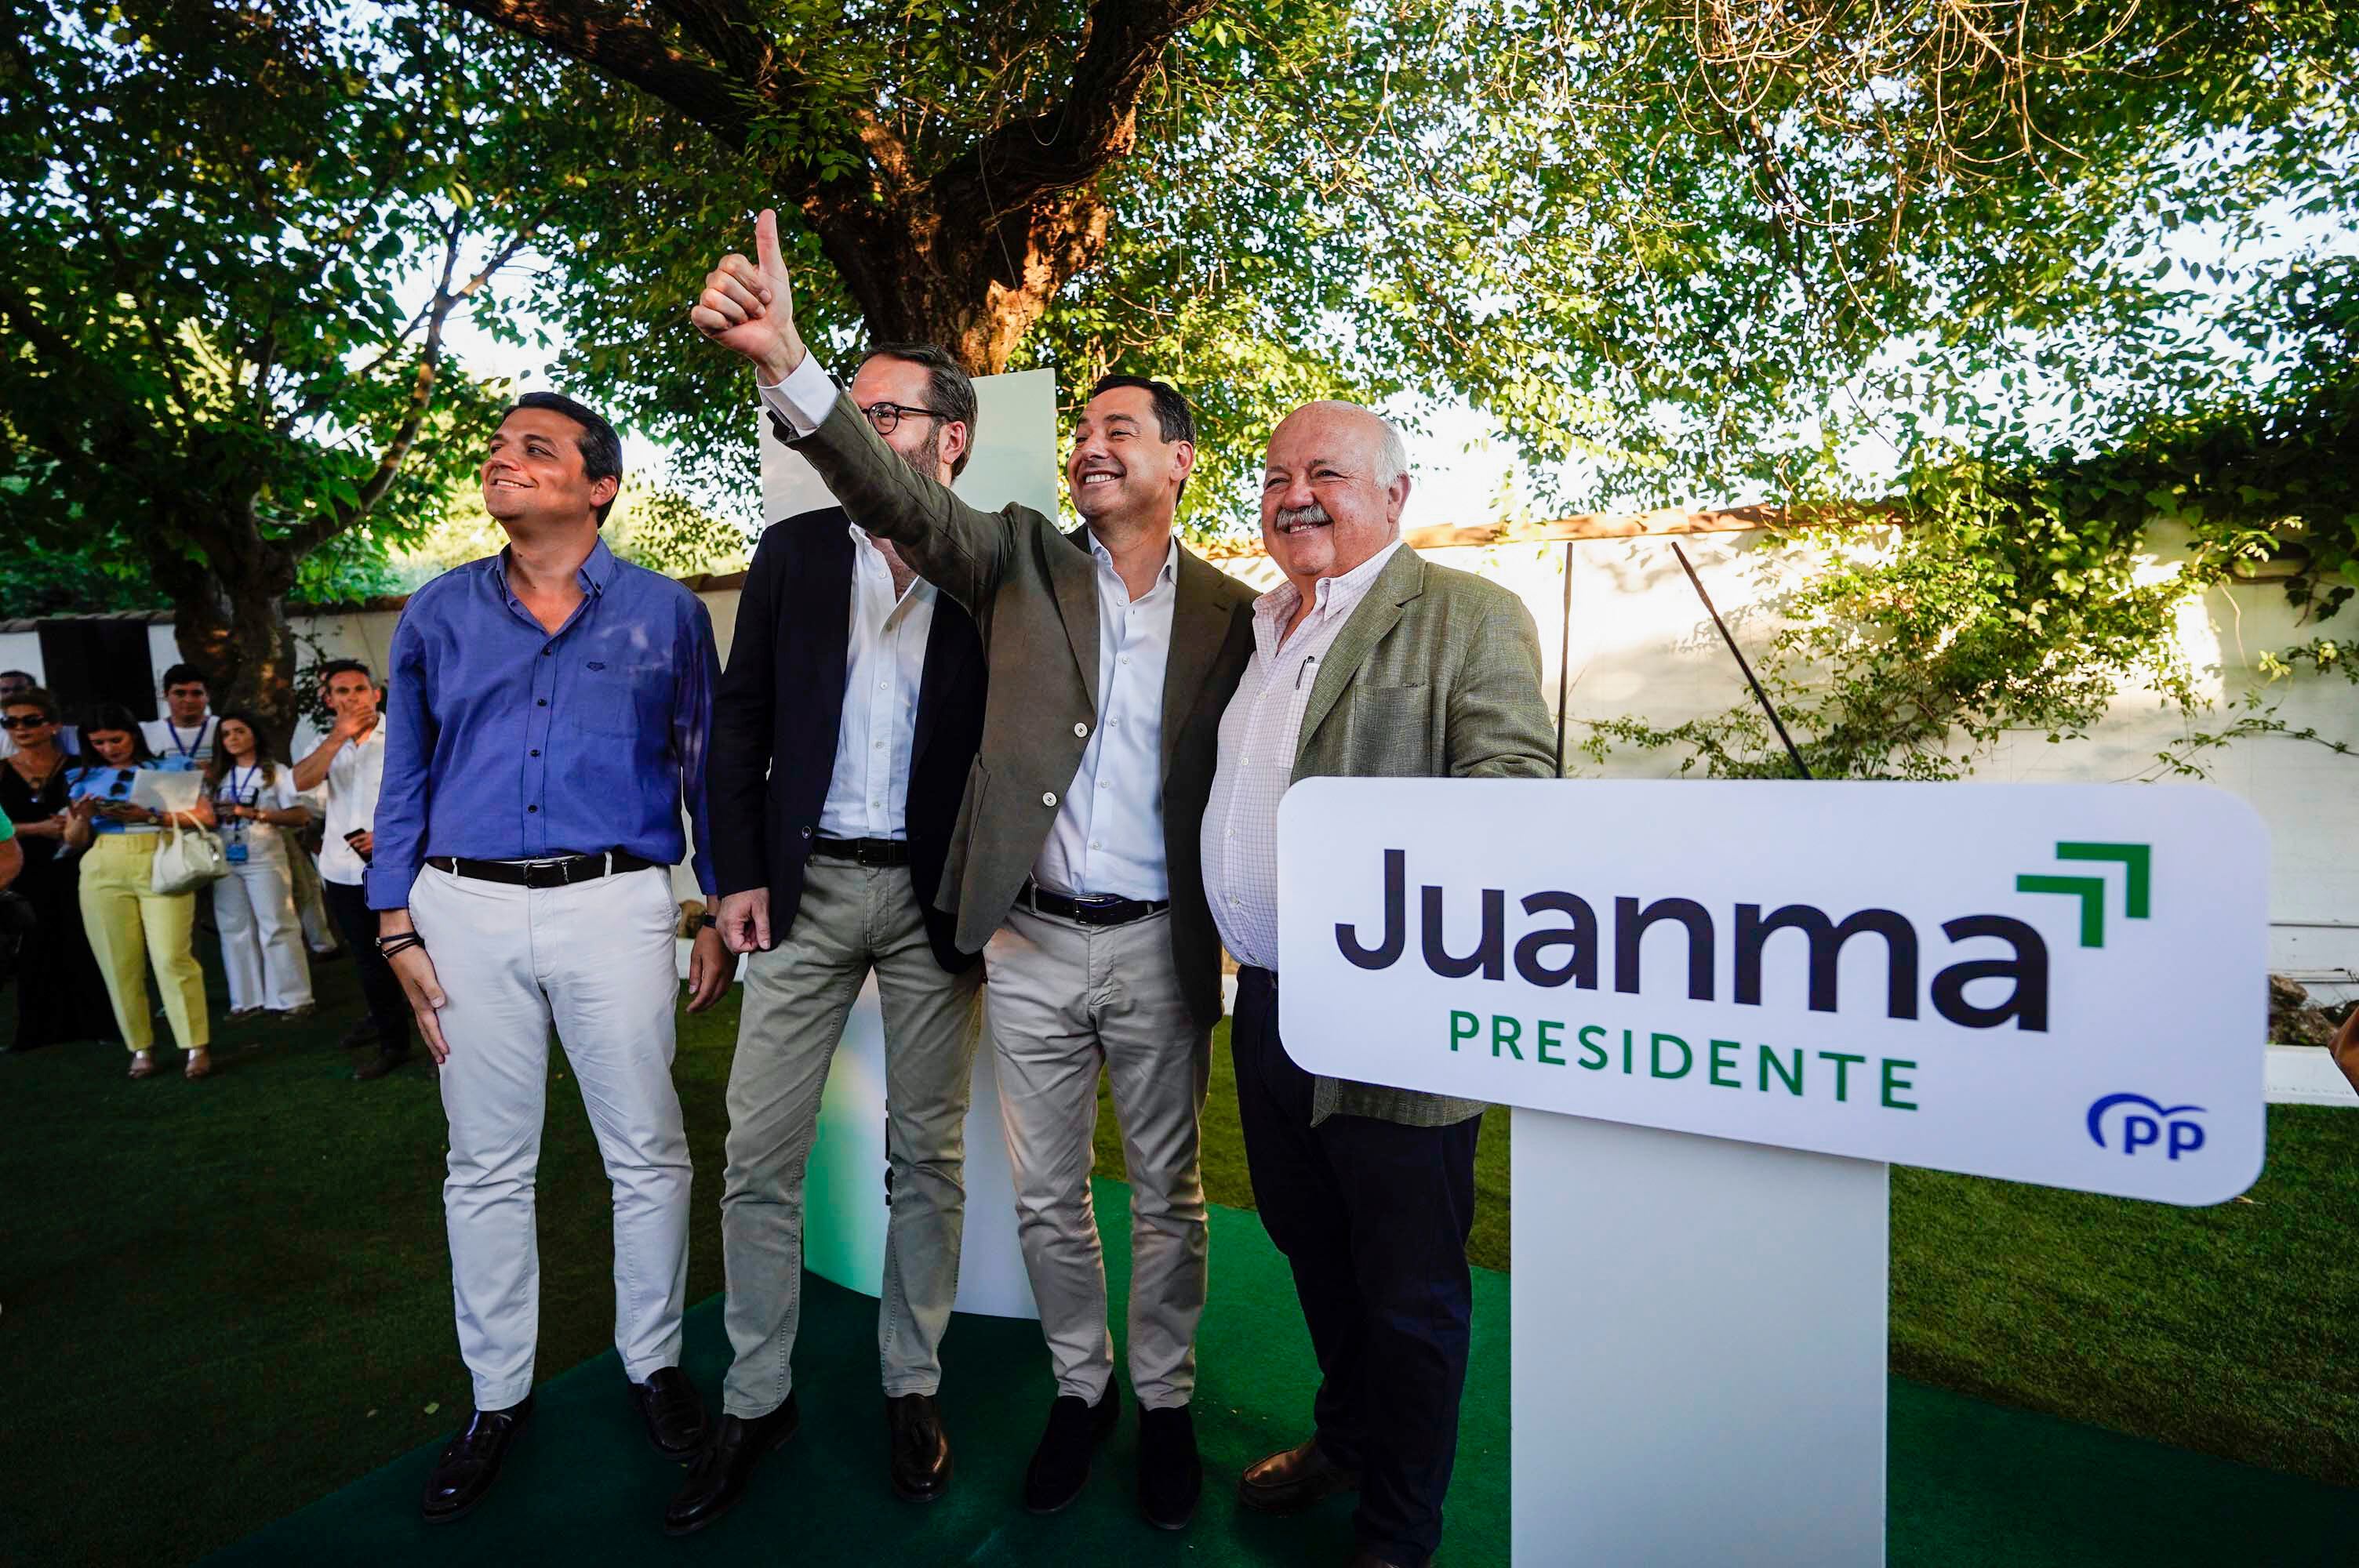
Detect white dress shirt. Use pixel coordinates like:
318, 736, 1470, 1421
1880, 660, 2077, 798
315, 717, 388, 886
1203, 540, 1406, 970
141, 715, 218, 765
821, 523, 936, 840
759, 358, 1180, 900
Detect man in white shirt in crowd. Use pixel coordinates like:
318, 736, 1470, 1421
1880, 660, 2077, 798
141, 663, 220, 765
293, 659, 409, 1080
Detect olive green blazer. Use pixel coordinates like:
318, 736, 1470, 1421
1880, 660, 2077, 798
1289, 545, 1559, 1127
787, 390, 1257, 1029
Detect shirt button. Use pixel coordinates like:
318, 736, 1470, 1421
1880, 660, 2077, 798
1042, 791, 1057, 808
1090, 840, 1101, 850
542, 648, 552, 656
873, 740, 884, 750
527, 804, 539, 813
537, 698, 548, 707
1225, 828, 1235, 837
529, 749, 540, 757
1074, 722, 1089, 738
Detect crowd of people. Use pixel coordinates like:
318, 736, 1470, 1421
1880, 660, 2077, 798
0, 661, 411, 1081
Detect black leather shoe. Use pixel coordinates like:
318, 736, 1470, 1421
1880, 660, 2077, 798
663, 1397, 800, 1536
1240, 1437, 1359, 1515
420, 1396, 533, 1524
1021, 1383, 1120, 1514
338, 1015, 378, 1049
1136, 1404, 1201, 1530
353, 1047, 408, 1081
888, 1392, 952, 1503
634, 1367, 711, 1455
1343, 1552, 1428, 1568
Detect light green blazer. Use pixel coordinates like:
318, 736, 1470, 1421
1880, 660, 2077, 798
1288, 544, 1558, 1127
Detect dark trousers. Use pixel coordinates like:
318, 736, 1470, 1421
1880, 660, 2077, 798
1231, 966, 1480, 1565
323, 878, 409, 1056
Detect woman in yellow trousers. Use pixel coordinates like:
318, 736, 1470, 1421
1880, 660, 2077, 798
64, 706, 216, 1080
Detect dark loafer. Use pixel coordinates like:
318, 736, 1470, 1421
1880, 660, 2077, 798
633, 1367, 711, 1456
663, 1398, 801, 1537
352, 1047, 408, 1081
1241, 1437, 1359, 1515
1136, 1404, 1201, 1530
420, 1396, 533, 1523
1021, 1383, 1121, 1514
888, 1392, 952, 1503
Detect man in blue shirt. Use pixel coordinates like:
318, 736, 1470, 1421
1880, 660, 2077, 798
369, 390, 732, 1525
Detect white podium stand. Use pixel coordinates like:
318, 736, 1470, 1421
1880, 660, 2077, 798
1277, 778, 2268, 1563
1514, 1114, 1886, 1564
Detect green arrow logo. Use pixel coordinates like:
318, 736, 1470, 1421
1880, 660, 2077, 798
2015, 842, 2151, 948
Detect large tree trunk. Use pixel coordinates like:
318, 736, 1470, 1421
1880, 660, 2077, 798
447, 0, 1210, 377
151, 535, 306, 755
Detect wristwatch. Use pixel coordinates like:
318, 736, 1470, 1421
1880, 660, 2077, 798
699, 913, 718, 931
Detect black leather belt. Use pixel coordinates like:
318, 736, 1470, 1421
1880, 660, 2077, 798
1020, 880, 1171, 928
809, 836, 910, 867
426, 851, 658, 888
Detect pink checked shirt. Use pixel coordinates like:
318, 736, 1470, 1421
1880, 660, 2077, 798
1203, 540, 1405, 971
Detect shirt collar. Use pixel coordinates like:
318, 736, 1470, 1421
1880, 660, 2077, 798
1089, 531, 1180, 589
492, 534, 620, 608
1256, 537, 1407, 623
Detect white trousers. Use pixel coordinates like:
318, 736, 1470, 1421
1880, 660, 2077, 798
211, 841, 314, 1011
409, 862, 692, 1410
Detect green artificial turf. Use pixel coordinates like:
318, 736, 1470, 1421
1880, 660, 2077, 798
5, 956, 2354, 1566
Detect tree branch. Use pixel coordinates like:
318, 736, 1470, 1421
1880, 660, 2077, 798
285, 216, 543, 555
444, 0, 758, 145
944, 0, 1217, 212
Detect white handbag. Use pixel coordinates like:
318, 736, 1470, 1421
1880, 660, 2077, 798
150, 814, 230, 895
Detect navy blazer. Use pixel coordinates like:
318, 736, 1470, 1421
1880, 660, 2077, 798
709, 505, 987, 972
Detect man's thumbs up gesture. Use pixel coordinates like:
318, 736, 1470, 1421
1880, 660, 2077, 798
692, 209, 805, 383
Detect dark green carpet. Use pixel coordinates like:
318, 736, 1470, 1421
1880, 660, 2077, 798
202, 1180, 2358, 1568
204, 1178, 1510, 1566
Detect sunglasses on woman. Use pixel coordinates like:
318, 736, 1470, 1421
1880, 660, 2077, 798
0, 714, 52, 728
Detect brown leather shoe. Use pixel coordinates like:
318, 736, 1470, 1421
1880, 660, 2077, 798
1239, 1438, 1358, 1515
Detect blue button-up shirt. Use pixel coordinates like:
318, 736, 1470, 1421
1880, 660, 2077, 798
366, 537, 719, 909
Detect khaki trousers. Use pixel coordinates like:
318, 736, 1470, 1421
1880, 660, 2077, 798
985, 903, 1209, 1410
410, 862, 691, 1410
77, 833, 209, 1054
722, 859, 982, 1417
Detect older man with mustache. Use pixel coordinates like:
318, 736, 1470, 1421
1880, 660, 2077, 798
1202, 401, 1555, 1568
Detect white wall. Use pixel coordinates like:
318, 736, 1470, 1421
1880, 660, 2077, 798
99, 514, 2347, 998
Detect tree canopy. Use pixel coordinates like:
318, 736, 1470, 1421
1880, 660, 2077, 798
0, 0, 562, 732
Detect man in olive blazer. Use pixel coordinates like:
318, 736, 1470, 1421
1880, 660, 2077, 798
695, 213, 1256, 1532
1201, 401, 1554, 1568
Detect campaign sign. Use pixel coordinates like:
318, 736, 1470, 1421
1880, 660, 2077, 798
1276, 779, 2267, 1205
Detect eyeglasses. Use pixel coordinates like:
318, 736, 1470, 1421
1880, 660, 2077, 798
860, 402, 947, 436
0, 714, 51, 729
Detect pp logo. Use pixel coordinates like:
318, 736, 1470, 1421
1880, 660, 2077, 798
2086, 1094, 2205, 1160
